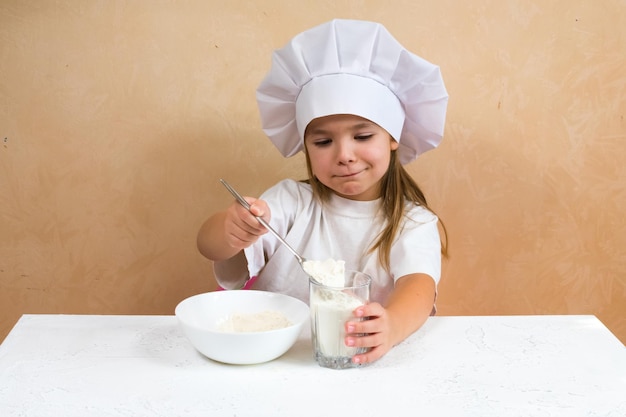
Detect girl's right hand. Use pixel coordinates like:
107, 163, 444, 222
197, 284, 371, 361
223, 198, 270, 250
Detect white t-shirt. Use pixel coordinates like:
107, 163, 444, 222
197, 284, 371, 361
219, 179, 441, 305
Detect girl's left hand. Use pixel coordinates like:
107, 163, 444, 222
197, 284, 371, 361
344, 302, 395, 365
344, 273, 435, 365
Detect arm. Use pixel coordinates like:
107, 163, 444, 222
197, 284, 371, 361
344, 273, 436, 365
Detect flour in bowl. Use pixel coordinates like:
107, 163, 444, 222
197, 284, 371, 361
218, 310, 292, 332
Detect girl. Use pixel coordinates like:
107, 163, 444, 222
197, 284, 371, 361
197, 19, 448, 365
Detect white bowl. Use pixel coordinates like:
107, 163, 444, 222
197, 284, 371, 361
175, 290, 309, 365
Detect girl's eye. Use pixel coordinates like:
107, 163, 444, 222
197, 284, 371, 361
312, 138, 332, 146
355, 134, 373, 141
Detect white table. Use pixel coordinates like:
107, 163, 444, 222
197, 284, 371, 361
0, 314, 624, 416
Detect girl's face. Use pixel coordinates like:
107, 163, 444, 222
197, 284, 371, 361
304, 114, 399, 201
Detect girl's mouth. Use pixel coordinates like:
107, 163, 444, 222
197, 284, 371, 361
336, 170, 362, 178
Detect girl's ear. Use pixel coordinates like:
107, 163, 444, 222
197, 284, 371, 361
390, 136, 400, 151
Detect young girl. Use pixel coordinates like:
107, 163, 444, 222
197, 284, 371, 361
197, 19, 448, 365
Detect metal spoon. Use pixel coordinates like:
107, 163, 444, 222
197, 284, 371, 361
219, 179, 307, 269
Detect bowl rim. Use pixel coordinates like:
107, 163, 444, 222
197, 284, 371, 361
175, 290, 309, 335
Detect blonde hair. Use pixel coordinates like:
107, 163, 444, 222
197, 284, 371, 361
304, 149, 448, 272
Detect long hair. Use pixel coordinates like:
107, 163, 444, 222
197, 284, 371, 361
304, 149, 448, 272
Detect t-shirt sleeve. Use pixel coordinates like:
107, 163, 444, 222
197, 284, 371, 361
390, 208, 442, 285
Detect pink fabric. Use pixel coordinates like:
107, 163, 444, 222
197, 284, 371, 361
216, 276, 259, 291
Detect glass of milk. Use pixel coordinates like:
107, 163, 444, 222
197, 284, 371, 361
309, 271, 371, 369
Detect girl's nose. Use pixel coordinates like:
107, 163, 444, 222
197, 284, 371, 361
335, 140, 356, 164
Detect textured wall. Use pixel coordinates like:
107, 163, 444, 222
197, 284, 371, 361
1, 1, 625, 343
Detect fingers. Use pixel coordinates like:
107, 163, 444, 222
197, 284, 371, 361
247, 199, 267, 218
344, 302, 392, 365
353, 302, 385, 321
352, 346, 386, 365
224, 198, 270, 248
345, 330, 389, 365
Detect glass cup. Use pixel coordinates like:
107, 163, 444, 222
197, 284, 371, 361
309, 270, 371, 369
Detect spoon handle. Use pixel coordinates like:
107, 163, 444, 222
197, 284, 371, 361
219, 179, 304, 264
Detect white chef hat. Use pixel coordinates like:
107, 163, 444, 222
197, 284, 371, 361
256, 19, 448, 165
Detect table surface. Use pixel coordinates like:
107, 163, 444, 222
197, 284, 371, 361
0, 314, 624, 417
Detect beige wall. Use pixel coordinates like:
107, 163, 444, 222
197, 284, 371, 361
1, 1, 625, 344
